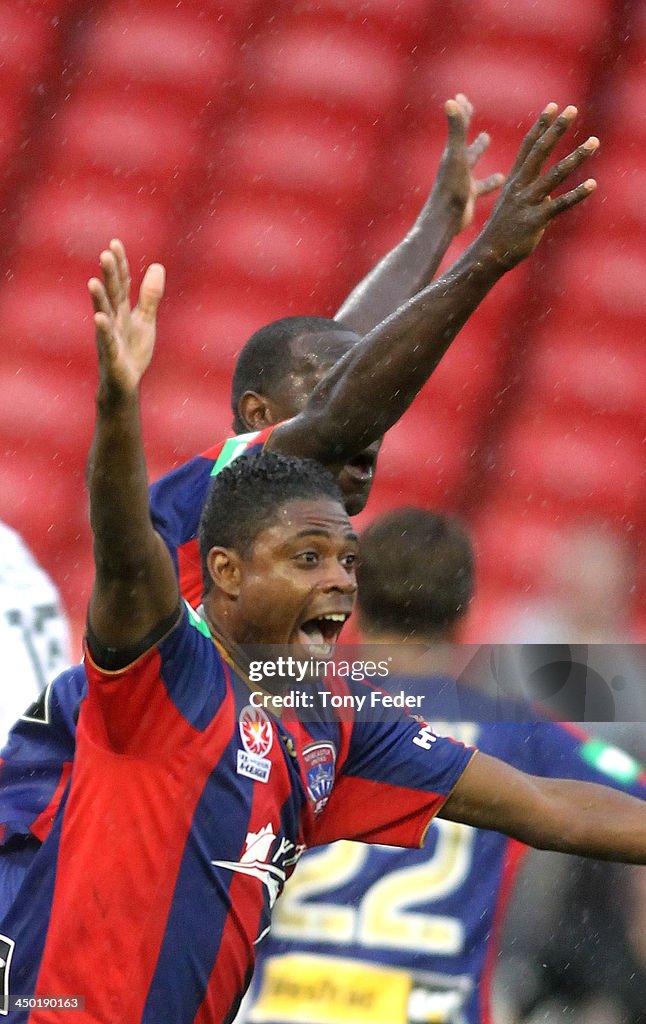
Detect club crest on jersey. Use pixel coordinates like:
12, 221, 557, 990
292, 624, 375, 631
0, 934, 15, 1016
303, 741, 336, 814
238, 705, 273, 783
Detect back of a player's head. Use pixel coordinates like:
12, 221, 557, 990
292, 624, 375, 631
199, 451, 344, 589
357, 508, 475, 640
230, 315, 344, 431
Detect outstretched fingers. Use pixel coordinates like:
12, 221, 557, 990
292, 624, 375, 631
88, 276, 117, 365
445, 95, 469, 146
532, 136, 600, 201
476, 171, 505, 197
136, 263, 166, 321
520, 105, 579, 181
467, 131, 491, 166
109, 238, 131, 303
508, 102, 559, 177
545, 177, 597, 219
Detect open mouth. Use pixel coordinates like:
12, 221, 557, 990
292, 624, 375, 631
298, 614, 348, 658
342, 454, 375, 485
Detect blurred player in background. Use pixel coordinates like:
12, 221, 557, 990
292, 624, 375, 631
0, 521, 71, 742
241, 508, 646, 1024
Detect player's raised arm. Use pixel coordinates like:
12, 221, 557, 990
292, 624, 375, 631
270, 103, 598, 463
439, 751, 646, 863
335, 94, 504, 335
86, 240, 180, 656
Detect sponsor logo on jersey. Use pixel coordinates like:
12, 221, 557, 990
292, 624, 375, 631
412, 723, 437, 751
238, 705, 273, 783
303, 741, 336, 815
212, 824, 305, 907
19, 680, 53, 726
0, 934, 15, 1016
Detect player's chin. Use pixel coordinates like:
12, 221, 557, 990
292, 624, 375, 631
341, 487, 371, 516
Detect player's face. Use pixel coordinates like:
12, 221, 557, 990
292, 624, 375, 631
234, 497, 358, 658
273, 331, 382, 516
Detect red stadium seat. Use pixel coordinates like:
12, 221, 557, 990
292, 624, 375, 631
453, 0, 612, 59
611, 64, 646, 145
495, 411, 645, 521
372, 400, 482, 507
412, 45, 589, 141
192, 195, 349, 310
158, 283, 296, 378
471, 500, 574, 594
543, 233, 646, 329
0, 360, 94, 456
222, 108, 377, 207
48, 91, 202, 190
525, 329, 646, 427
593, 146, 646, 237
248, 26, 405, 124
0, 451, 86, 563
271, 0, 436, 48
107, 0, 258, 29
0, 4, 53, 92
16, 180, 172, 270
0, 270, 94, 371
141, 377, 237, 464
77, 6, 236, 114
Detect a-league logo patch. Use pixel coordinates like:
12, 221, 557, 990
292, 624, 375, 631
238, 706, 273, 784
240, 705, 273, 757
303, 741, 336, 815
0, 934, 15, 1016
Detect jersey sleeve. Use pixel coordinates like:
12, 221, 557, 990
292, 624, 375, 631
311, 709, 475, 849
0, 664, 85, 844
148, 427, 275, 607
83, 603, 228, 756
526, 720, 646, 799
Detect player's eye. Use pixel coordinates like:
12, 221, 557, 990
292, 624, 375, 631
294, 550, 319, 565
341, 552, 357, 569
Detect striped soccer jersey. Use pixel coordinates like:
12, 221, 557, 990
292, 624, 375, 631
0, 609, 473, 1024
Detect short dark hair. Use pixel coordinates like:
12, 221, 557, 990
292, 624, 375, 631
357, 508, 475, 638
199, 451, 344, 591
230, 315, 343, 431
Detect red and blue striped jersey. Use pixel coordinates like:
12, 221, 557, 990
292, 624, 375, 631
244, 681, 646, 1024
1, 609, 473, 1024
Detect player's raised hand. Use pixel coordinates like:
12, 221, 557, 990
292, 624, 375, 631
88, 238, 165, 397
431, 93, 505, 231
477, 103, 598, 269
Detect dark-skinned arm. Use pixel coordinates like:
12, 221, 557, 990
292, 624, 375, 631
336, 94, 503, 335
269, 104, 598, 465
86, 240, 179, 656
440, 751, 646, 863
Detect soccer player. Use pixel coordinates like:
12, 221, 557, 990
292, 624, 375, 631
242, 509, 646, 1024
3, 264, 646, 1024
0, 521, 71, 741
0, 101, 598, 906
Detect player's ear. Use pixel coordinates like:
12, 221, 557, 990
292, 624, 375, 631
238, 391, 275, 431
207, 547, 242, 598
